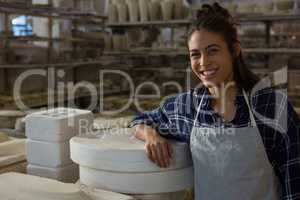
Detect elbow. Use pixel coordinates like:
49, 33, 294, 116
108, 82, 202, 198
133, 124, 143, 140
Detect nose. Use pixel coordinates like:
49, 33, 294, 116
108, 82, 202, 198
199, 53, 211, 67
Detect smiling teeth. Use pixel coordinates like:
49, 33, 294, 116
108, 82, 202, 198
203, 69, 217, 76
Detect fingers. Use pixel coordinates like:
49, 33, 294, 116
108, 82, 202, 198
166, 142, 173, 158
161, 143, 170, 167
145, 140, 173, 168
155, 143, 167, 167
146, 143, 161, 167
152, 144, 164, 167
145, 144, 154, 163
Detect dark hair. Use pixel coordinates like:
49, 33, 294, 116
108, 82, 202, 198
187, 3, 259, 92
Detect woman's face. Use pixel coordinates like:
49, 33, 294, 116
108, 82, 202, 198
188, 29, 235, 88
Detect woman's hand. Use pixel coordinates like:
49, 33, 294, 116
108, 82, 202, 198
134, 124, 173, 168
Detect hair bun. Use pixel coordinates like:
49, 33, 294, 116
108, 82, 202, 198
196, 3, 236, 26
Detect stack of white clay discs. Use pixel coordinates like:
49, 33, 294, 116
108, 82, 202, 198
70, 127, 194, 200
25, 108, 94, 183
0, 172, 135, 200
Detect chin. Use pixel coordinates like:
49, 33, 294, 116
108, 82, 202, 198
201, 79, 221, 88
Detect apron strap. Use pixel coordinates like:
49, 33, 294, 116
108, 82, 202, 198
242, 90, 257, 127
193, 93, 205, 127
193, 89, 257, 128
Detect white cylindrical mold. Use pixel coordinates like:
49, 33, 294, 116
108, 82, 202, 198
148, 1, 162, 21
70, 132, 193, 173
139, 0, 149, 21
108, 4, 118, 23
116, 3, 128, 23
127, 0, 139, 22
161, 1, 174, 21
174, 0, 183, 19
79, 166, 194, 194
93, 0, 107, 14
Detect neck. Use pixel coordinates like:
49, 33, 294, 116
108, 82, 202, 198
208, 82, 238, 105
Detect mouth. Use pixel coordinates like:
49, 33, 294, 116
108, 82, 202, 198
199, 68, 219, 79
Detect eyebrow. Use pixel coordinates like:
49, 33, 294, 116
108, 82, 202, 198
189, 44, 221, 53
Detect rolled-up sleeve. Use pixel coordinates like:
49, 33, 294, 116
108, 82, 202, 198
129, 93, 195, 143
275, 101, 300, 200
252, 87, 300, 199
129, 106, 170, 130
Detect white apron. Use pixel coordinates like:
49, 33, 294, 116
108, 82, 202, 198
190, 90, 281, 200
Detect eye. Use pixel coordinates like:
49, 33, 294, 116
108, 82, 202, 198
190, 52, 201, 59
207, 48, 219, 56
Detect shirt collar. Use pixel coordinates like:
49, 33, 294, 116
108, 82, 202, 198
193, 87, 211, 109
193, 86, 246, 109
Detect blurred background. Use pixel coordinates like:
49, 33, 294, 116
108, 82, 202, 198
0, 1, 300, 199
0, 0, 300, 117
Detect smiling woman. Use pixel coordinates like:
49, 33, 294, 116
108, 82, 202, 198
188, 29, 235, 88
130, 2, 300, 200
187, 4, 259, 92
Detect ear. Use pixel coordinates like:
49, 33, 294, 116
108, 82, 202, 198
233, 42, 241, 57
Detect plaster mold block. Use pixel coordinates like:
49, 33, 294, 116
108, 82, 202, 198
0, 138, 26, 157
0, 138, 26, 167
79, 165, 194, 194
0, 110, 26, 129
70, 128, 192, 172
0, 172, 135, 200
0, 132, 9, 143
27, 139, 73, 167
25, 108, 93, 142
27, 164, 79, 183
14, 117, 26, 132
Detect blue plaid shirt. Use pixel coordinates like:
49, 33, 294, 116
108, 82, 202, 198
129, 86, 300, 200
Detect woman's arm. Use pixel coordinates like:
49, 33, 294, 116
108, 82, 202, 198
129, 91, 196, 167
134, 124, 173, 168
